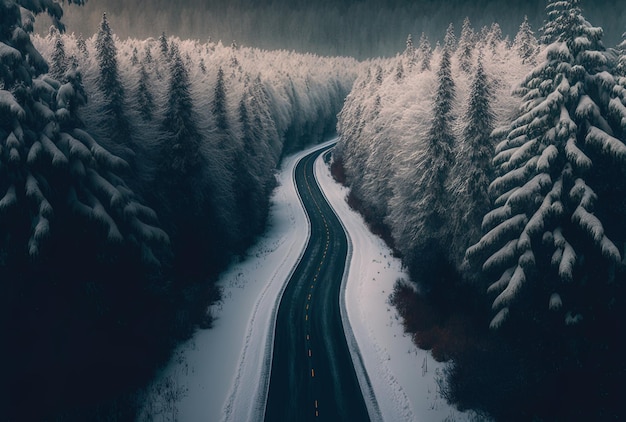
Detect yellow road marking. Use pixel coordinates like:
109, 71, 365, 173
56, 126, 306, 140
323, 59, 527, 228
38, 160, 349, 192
311, 369, 315, 377
305, 314, 308, 321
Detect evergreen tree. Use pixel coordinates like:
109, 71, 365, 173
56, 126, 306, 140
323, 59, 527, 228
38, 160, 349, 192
159, 32, 169, 57
144, 45, 153, 64
0, 1, 165, 264
76, 33, 88, 57
389, 45, 456, 282
156, 43, 219, 274
395, 58, 404, 81
137, 63, 154, 121
131, 46, 139, 66
466, 0, 623, 329
161, 44, 202, 175
49, 30, 67, 80
458, 17, 475, 74
540, 0, 579, 45
449, 54, 495, 267
213, 66, 229, 131
404, 33, 417, 69
418, 32, 432, 71
487, 22, 503, 54
444, 23, 457, 53
95, 13, 134, 153
96, 13, 123, 104
513, 16, 539, 64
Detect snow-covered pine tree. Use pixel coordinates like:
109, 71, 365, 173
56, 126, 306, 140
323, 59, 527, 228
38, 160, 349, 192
159, 32, 169, 57
418, 32, 432, 71
136, 63, 154, 121
0, 0, 167, 264
131, 46, 139, 66
154, 42, 221, 274
49, 29, 67, 80
466, 0, 624, 329
213, 66, 229, 131
160, 44, 202, 175
449, 54, 495, 267
458, 17, 475, 74
444, 23, 457, 53
404, 34, 417, 69
388, 44, 457, 280
76, 33, 88, 57
251, 74, 281, 160
94, 13, 133, 153
486, 23, 503, 55
513, 16, 539, 64
232, 82, 274, 246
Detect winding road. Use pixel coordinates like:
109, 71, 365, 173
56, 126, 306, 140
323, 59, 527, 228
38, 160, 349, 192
264, 144, 370, 421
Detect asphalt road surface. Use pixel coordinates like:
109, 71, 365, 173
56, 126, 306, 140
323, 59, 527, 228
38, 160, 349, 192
264, 144, 370, 421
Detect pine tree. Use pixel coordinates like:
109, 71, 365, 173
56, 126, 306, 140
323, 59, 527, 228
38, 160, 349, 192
418, 32, 432, 71
159, 32, 169, 57
404, 33, 417, 69
130, 46, 139, 66
213, 66, 229, 131
395, 58, 404, 81
513, 16, 539, 64
76, 34, 88, 57
137, 63, 154, 121
466, 0, 623, 329
0, 1, 167, 264
95, 13, 133, 152
449, 54, 495, 267
487, 23, 503, 54
161, 44, 202, 174
49, 31, 67, 80
458, 17, 475, 74
96, 13, 123, 104
389, 45, 457, 280
444, 23, 457, 53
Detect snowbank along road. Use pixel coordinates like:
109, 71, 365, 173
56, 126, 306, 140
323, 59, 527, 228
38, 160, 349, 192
264, 144, 371, 421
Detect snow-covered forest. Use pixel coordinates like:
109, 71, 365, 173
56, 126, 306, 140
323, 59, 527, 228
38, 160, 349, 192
3, 0, 625, 420
335, 3, 626, 420
1, 1, 357, 419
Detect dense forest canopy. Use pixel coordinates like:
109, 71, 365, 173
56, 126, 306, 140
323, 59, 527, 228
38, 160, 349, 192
40, 0, 624, 59
1, 1, 357, 419
335, 1, 626, 419
4, 0, 626, 420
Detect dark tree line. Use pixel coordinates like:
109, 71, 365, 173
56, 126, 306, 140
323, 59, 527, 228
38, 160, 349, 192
1, 2, 357, 419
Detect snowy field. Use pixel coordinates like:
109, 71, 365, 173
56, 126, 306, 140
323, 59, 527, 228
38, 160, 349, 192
141, 140, 469, 421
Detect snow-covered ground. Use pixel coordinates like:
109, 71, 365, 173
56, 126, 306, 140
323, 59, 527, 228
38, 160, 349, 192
315, 151, 470, 422
140, 139, 469, 422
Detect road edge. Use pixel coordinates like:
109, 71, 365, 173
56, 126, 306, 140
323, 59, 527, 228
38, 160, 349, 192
221, 142, 334, 422
313, 147, 384, 422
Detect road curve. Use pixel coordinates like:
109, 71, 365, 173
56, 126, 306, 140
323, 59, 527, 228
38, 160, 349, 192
264, 144, 370, 421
